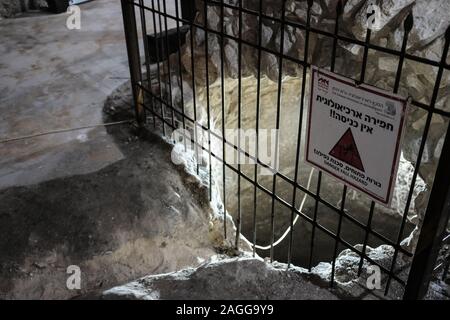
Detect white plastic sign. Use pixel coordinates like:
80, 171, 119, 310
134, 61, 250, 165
305, 67, 407, 206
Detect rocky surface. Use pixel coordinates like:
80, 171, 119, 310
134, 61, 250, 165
102, 243, 411, 300
426, 280, 450, 300
313, 244, 408, 299
102, 254, 340, 300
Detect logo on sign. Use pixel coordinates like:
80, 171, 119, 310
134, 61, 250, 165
384, 101, 396, 116
318, 77, 329, 91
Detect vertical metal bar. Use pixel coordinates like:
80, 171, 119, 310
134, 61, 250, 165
385, 16, 447, 297
138, 0, 155, 126
330, 0, 368, 286
235, 0, 243, 250
252, 0, 264, 257
308, 0, 341, 272
203, 0, 213, 201
269, 0, 287, 263
174, 0, 187, 146
161, 0, 175, 129
358, 201, 375, 276
287, 0, 313, 268
403, 122, 450, 299
151, 0, 166, 135
180, 0, 196, 24
20, 0, 28, 12
330, 185, 347, 287
309, 171, 321, 271
156, 0, 170, 132
383, 15, 414, 295
393, 14, 413, 93
121, 0, 145, 126
220, 0, 227, 240
354, 25, 373, 277
189, 8, 200, 176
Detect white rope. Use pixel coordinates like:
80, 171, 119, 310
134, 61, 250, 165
0, 120, 133, 144
252, 167, 315, 250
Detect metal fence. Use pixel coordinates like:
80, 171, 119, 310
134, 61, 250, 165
120, 0, 450, 299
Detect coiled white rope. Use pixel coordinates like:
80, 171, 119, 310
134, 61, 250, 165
252, 167, 315, 250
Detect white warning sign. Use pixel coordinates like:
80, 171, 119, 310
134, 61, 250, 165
305, 67, 407, 206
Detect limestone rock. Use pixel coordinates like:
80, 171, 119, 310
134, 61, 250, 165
344, 0, 415, 42
102, 255, 340, 300
313, 244, 408, 299
407, 0, 450, 51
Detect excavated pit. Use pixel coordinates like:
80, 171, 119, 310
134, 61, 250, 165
163, 75, 417, 268
144, 0, 450, 275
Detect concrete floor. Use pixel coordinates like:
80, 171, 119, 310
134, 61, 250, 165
0, 0, 130, 188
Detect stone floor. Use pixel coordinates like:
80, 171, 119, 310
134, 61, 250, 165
0, 0, 130, 188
